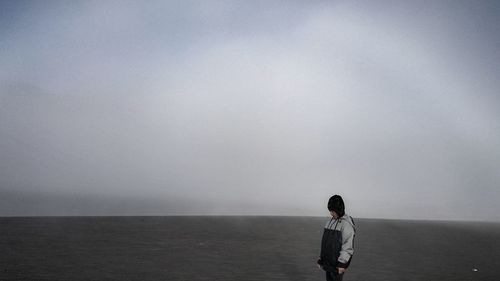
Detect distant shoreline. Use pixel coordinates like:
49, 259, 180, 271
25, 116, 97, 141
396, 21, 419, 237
1, 215, 499, 223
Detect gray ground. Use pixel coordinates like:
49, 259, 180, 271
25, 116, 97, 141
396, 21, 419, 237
1, 216, 499, 281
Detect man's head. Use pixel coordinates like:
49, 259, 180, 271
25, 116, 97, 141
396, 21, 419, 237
328, 194, 345, 218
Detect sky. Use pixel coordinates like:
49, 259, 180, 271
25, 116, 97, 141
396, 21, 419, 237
1, 0, 499, 221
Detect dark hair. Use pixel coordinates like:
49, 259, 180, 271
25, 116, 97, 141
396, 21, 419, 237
327, 195, 345, 217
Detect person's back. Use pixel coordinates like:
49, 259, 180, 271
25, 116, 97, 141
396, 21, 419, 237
317, 195, 356, 281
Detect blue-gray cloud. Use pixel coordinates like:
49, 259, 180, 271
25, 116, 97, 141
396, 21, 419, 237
1, 0, 499, 220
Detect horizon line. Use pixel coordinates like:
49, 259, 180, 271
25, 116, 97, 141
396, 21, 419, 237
1, 214, 499, 223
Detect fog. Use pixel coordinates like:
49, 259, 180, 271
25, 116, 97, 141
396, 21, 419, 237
1, 0, 499, 220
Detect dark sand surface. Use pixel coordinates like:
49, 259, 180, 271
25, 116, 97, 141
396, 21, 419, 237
1, 216, 499, 281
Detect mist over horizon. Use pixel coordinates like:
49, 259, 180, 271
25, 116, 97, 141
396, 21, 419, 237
1, 0, 500, 221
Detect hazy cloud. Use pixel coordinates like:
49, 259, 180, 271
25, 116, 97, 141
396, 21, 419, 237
1, 0, 499, 220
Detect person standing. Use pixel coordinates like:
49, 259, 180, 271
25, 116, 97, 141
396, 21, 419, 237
317, 195, 356, 281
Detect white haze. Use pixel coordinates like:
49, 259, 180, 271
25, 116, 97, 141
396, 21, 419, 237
1, 1, 500, 220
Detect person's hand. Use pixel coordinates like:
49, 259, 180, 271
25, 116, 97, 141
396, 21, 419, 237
337, 267, 347, 274
317, 258, 322, 269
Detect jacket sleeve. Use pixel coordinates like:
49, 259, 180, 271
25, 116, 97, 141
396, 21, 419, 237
337, 222, 355, 268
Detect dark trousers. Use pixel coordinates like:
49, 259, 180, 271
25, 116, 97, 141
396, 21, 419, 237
326, 271, 344, 281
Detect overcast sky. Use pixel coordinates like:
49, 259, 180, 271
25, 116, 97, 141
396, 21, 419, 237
1, 0, 499, 221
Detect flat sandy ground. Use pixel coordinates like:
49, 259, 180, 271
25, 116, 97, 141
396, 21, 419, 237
1, 216, 499, 281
